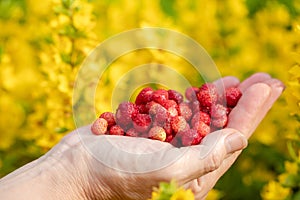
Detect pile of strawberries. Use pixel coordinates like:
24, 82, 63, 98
91, 83, 242, 147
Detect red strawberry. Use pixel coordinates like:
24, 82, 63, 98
99, 112, 116, 129
212, 115, 228, 128
132, 113, 152, 133
149, 103, 168, 124
167, 107, 179, 118
225, 87, 242, 107
115, 102, 138, 129
165, 134, 174, 143
210, 104, 227, 118
162, 99, 178, 110
152, 89, 169, 104
179, 102, 193, 122
226, 107, 232, 115
137, 104, 148, 114
171, 116, 190, 134
91, 118, 108, 135
185, 87, 199, 101
162, 117, 173, 135
109, 125, 125, 135
148, 126, 166, 141
181, 129, 203, 146
191, 111, 211, 126
135, 87, 153, 105
168, 89, 183, 104
200, 106, 211, 114
189, 100, 200, 114
193, 120, 211, 137
197, 83, 218, 107
145, 101, 157, 113
125, 128, 139, 137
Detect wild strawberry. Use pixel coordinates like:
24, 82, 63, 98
162, 117, 173, 135
152, 89, 169, 104
210, 104, 227, 118
109, 125, 125, 135
191, 111, 211, 126
171, 116, 190, 134
197, 83, 218, 107
99, 112, 116, 129
115, 102, 138, 129
212, 115, 228, 128
225, 87, 242, 107
165, 134, 174, 143
170, 137, 180, 147
189, 100, 200, 114
149, 102, 164, 115
91, 118, 108, 135
181, 129, 203, 146
185, 86, 199, 101
135, 87, 153, 105
193, 120, 211, 137
139, 131, 149, 138
132, 113, 152, 133
200, 106, 211, 114
145, 101, 157, 113
167, 107, 179, 118
149, 103, 168, 124
179, 102, 193, 122
125, 128, 139, 137
162, 99, 178, 110
210, 126, 220, 133
226, 107, 232, 115
168, 89, 183, 104
148, 126, 166, 141
137, 104, 148, 114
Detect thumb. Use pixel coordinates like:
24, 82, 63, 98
169, 128, 247, 183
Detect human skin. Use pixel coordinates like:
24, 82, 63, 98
0, 73, 284, 200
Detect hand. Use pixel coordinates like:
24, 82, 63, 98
0, 73, 284, 200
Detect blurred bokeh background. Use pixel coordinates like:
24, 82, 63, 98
0, 0, 299, 199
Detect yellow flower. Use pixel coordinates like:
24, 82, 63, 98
206, 189, 224, 200
261, 181, 291, 200
170, 188, 194, 200
149, 180, 194, 200
285, 161, 298, 175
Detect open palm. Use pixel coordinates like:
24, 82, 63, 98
39, 73, 284, 200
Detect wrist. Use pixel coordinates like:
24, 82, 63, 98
0, 152, 87, 200
0, 157, 52, 200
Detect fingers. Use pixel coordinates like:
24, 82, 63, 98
213, 76, 240, 94
238, 72, 271, 92
179, 73, 284, 197
185, 150, 241, 199
213, 76, 240, 88
184, 75, 285, 198
165, 129, 247, 184
257, 78, 285, 117
227, 78, 284, 138
227, 83, 271, 138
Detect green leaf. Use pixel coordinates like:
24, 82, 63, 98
293, 190, 300, 200
282, 174, 300, 188
62, 0, 75, 9
55, 127, 69, 133
245, 0, 267, 17
159, 0, 177, 19
53, 5, 70, 16
0, 46, 3, 62
155, 180, 178, 200
60, 53, 72, 65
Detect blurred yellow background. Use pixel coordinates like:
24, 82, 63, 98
0, 0, 299, 199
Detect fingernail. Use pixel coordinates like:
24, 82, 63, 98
225, 133, 248, 154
